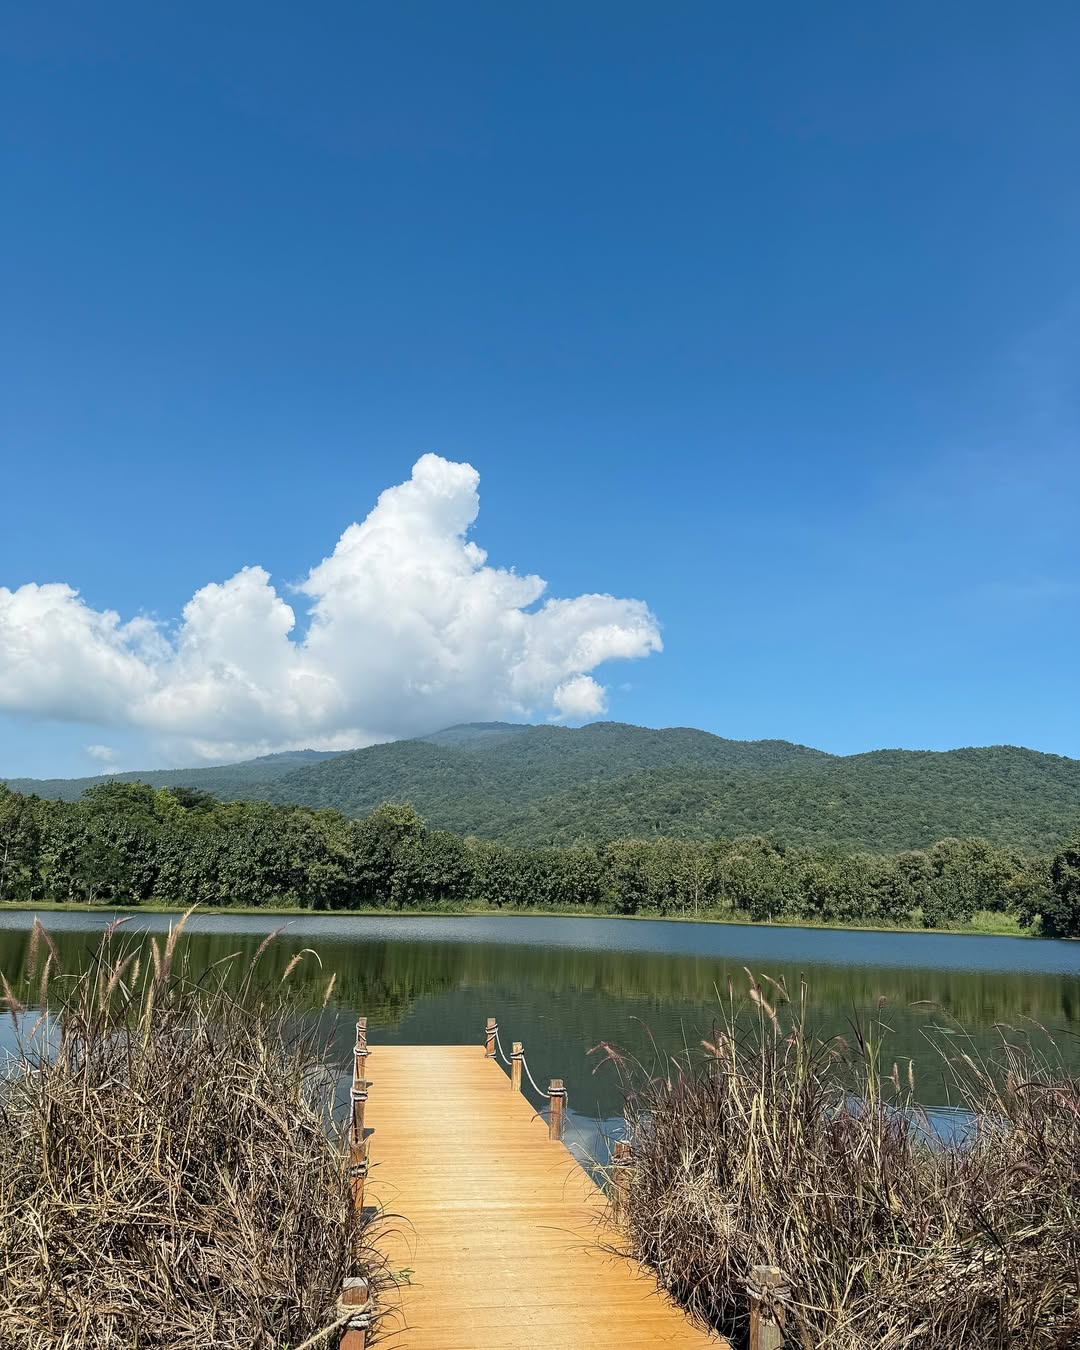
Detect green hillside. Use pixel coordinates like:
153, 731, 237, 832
456, 748, 1080, 851
260, 725, 1079, 851
2, 748, 340, 804
7, 723, 1080, 852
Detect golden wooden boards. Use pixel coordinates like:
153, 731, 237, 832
363, 1044, 726, 1350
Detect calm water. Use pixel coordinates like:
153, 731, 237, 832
2, 911, 1078, 1145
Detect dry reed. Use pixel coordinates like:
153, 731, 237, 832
598, 977, 1079, 1350
0, 916, 377, 1349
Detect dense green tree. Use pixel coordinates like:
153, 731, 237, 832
540, 844, 604, 909
390, 828, 470, 908
349, 802, 426, 906
0, 782, 1074, 937
1037, 836, 1080, 938
166, 787, 219, 815
0, 785, 41, 902
464, 839, 525, 909
878, 850, 933, 921
716, 836, 789, 921
792, 849, 880, 924
921, 838, 1017, 927
601, 840, 658, 914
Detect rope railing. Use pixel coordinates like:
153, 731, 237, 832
487, 1017, 567, 1140
490, 1021, 634, 1206
519, 1049, 550, 1101
492, 1023, 549, 1098
490, 1022, 513, 1068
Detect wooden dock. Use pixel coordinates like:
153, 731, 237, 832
353, 1033, 727, 1349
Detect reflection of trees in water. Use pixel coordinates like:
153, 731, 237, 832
0, 928, 456, 1030
3, 925, 1077, 1112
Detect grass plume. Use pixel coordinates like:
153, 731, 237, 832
0, 921, 377, 1349
599, 981, 1080, 1349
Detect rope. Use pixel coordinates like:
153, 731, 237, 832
491, 1024, 513, 1068
489, 1020, 569, 1113
292, 1303, 374, 1350
519, 1051, 549, 1100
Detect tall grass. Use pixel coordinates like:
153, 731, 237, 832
598, 975, 1079, 1350
0, 916, 376, 1349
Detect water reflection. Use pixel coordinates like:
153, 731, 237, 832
1, 912, 1077, 1115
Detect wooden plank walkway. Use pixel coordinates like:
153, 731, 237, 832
363, 1043, 725, 1350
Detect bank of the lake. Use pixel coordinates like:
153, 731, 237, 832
0, 897, 1036, 938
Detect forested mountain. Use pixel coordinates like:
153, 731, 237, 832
2, 749, 340, 804
264, 724, 1080, 852
6, 722, 1080, 853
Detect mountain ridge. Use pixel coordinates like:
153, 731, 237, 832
2, 747, 341, 804
5, 721, 1079, 853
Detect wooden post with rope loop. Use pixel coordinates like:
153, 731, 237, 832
748, 1265, 786, 1350
340, 1018, 372, 1348
547, 1078, 566, 1141
339, 1276, 371, 1350
611, 1139, 634, 1223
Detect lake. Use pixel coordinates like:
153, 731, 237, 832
2, 910, 1078, 1149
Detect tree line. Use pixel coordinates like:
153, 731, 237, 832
1, 781, 1078, 936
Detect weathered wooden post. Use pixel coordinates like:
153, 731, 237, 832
342, 1019, 373, 1348
339, 1275, 371, 1349
353, 1016, 368, 1082
349, 1078, 369, 1214
485, 1015, 497, 1058
350, 1077, 369, 1144
510, 1041, 523, 1093
748, 1265, 786, 1350
547, 1078, 566, 1141
611, 1139, 633, 1222
349, 1016, 370, 1214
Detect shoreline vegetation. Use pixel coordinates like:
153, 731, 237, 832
603, 981, 1080, 1349
2, 779, 1078, 937
0, 916, 378, 1349
0, 896, 1039, 938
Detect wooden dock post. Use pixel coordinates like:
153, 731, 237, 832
343, 1024, 372, 1343
485, 1016, 497, 1058
611, 1139, 633, 1222
350, 1079, 369, 1142
349, 1132, 369, 1214
339, 1275, 371, 1349
748, 1265, 786, 1350
353, 1017, 369, 1082
547, 1078, 566, 1141
349, 1078, 370, 1213
349, 1016, 370, 1215
510, 1041, 523, 1093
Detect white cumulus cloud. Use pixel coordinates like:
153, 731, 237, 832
552, 675, 608, 719
0, 455, 662, 762
85, 744, 120, 771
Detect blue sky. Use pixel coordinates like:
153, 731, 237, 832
2, 1, 1078, 778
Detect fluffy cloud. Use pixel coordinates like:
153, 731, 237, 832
0, 455, 662, 762
551, 675, 607, 719
85, 744, 120, 771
